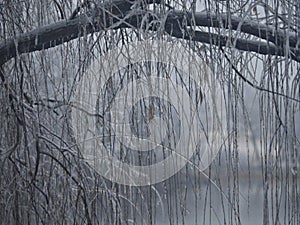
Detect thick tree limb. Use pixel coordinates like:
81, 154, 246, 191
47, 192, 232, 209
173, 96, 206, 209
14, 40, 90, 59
166, 27, 292, 60
0, 1, 299, 66
168, 10, 299, 49
164, 13, 300, 62
0, 0, 136, 65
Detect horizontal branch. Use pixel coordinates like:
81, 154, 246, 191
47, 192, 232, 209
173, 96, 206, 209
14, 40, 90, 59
0, 1, 299, 66
164, 14, 300, 62
0, 0, 136, 65
168, 10, 299, 49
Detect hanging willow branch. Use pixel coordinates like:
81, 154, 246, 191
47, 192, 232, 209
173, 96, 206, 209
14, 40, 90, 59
0, 0, 299, 66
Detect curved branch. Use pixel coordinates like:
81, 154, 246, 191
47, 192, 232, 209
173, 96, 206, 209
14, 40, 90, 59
0, 1, 299, 67
166, 27, 298, 61
0, 0, 136, 65
168, 10, 299, 49
164, 14, 300, 62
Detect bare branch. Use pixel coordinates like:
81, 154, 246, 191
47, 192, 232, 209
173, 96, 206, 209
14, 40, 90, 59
0, 0, 299, 67
168, 10, 299, 49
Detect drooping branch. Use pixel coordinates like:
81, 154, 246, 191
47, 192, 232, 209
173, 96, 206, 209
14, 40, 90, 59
164, 12, 300, 61
168, 10, 299, 49
165, 26, 293, 60
0, 0, 137, 65
0, 0, 299, 67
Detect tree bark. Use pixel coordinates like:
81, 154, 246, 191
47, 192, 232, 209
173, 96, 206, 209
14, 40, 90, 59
0, 0, 299, 66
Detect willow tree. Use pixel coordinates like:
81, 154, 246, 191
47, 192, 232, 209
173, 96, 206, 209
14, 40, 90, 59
0, 1, 299, 225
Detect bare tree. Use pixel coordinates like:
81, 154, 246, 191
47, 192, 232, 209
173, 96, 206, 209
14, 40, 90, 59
0, 0, 299, 225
